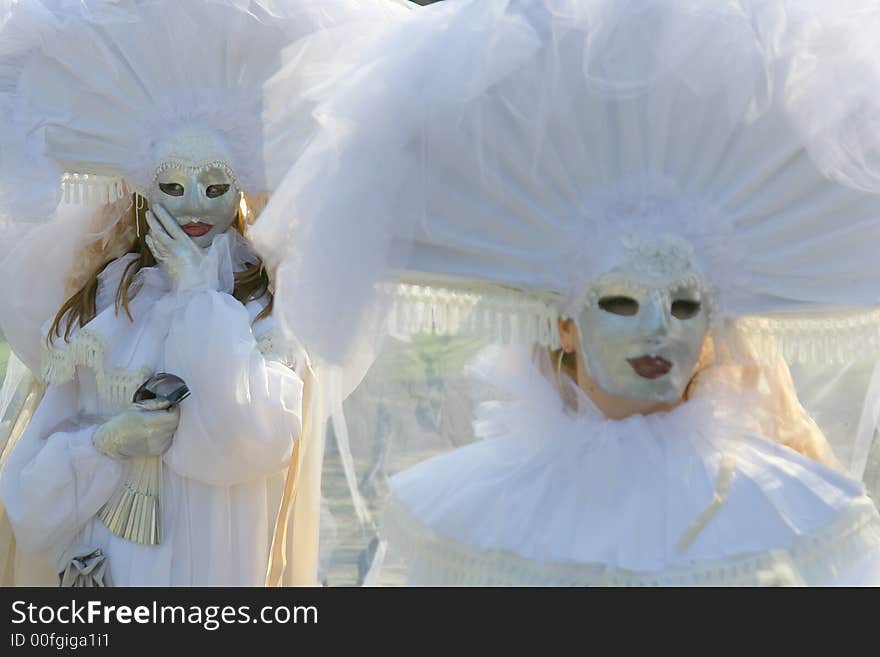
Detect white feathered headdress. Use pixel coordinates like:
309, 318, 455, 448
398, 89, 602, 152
3, 0, 407, 204
0, 0, 408, 370
254, 0, 880, 365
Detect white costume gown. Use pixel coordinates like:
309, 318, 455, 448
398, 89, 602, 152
0, 230, 303, 586
385, 347, 880, 586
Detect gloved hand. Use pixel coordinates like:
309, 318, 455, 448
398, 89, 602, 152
92, 399, 180, 460
144, 204, 205, 289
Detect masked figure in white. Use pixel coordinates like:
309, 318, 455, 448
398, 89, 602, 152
0, 0, 406, 586
253, 0, 880, 585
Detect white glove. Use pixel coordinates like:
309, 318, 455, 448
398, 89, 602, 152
144, 205, 204, 289
92, 399, 180, 460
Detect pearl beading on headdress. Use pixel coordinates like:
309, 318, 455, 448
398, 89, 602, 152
571, 233, 719, 325
153, 159, 241, 192
560, 176, 746, 322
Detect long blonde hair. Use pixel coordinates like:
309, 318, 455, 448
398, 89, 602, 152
49, 194, 272, 344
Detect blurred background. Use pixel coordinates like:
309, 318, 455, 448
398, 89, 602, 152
0, 333, 7, 382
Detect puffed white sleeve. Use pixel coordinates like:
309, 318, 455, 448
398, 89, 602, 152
161, 290, 303, 486
0, 381, 125, 555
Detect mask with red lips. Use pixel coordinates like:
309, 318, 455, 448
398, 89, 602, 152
575, 236, 712, 403
148, 127, 241, 249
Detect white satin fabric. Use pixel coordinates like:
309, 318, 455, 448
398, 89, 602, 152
384, 346, 880, 586
0, 230, 302, 585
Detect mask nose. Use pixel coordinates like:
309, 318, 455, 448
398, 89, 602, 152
193, 174, 214, 215
640, 291, 671, 341
177, 172, 202, 216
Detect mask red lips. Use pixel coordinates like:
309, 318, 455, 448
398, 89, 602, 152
181, 222, 212, 237
627, 355, 673, 380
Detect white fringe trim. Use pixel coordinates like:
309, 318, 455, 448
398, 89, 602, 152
726, 310, 880, 364
387, 283, 880, 364
389, 283, 561, 349
61, 174, 128, 206
382, 495, 880, 586
41, 326, 297, 411
41, 330, 150, 411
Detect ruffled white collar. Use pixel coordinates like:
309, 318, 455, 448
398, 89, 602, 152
388, 346, 878, 581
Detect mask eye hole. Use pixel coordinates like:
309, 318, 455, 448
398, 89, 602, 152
671, 299, 701, 319
598, 296, 639, 316
159, 182, 184, 197
206, 184, 230, 199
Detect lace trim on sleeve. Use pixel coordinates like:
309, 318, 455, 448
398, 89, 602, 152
41, 329, 150, 411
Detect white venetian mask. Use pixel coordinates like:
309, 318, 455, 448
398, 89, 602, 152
575, 235, 713, 403
148, 127, 241, 248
